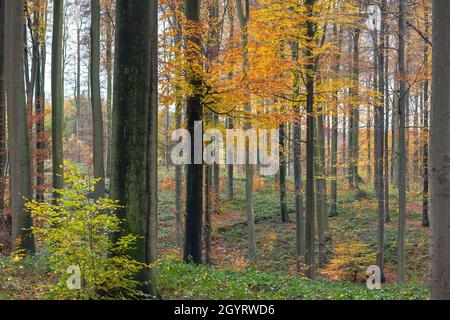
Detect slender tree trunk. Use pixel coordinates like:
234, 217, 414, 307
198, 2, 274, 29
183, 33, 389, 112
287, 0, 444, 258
422, 13, 430, 228
226, 117, 234, 200
396, 0, 407, 284
5, 0, 35, 253
183, 0, 204, 264
430, 0, 450, 299
91, 0, 105, 199
279, 122, 288, 222
147, 0, 159, 297
384, 21, 390, 223
305, 0, 316, 279
51, 0, 64, 198
111, 0, 155, 293
315, 107, 328, 265
75, 16, 81, 164
376, 0, 387, 282
173, 7, 183, 246
204, 119, 212, 265
0, 0, 6, 213
237, 0, 257, 264
292, 39, 304, 273
330, 24, 341, 217
105, 2, 113, 178
36, 1, 47, 203
349, 29, 360, 189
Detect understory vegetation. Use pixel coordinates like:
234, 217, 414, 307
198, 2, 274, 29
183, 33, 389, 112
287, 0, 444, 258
0, 169, 428, 300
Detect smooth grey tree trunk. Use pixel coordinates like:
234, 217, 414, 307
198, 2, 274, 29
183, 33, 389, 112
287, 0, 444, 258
5, 0, 35, 253
237, 0, 257, 264
292, 39, 304, 273
90, 0, 105, 199
0, 0, 6, 213
330, 24, 341, 218
396, 0, 407, 285
375, 0, 386, 283
147, 0, 159, 297
348, 29, 360, 189
430, 0, 450, 300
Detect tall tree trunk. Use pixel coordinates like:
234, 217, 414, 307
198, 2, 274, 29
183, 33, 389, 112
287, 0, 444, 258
173, 6, 183, 246
292, 39, 304, 273
384, 22, 390, 223
91, 0, 105, 199
75, 11, 81, 164
349, 29, 360, 189
105, 4, 113, 178
51, 0, 64, 198
430, 0, 450, 299
183, 0, 204, 265
304, 0, 316, 279
237, 0, 257, 264
36, 1, 47, 203
315, 107, 328, 265
5, 0, 35, 253
279, 122, 288, 222
111, 0, 154, 293
226, 117, 234, 200
422, 11, 430, 228
0, 0, 6, 213
396, 0, 407, 285
376, 0, 387, 282
330, 24, 341, 218
147, 0, 158, 296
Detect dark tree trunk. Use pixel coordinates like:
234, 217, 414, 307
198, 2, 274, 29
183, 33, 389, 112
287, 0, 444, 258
111, 0, 155, 293
422, 12, 430, 228
183, 0, 204, 264
304, 0, 316, 279
279, 122, 288, 222
51, 0, 64, 198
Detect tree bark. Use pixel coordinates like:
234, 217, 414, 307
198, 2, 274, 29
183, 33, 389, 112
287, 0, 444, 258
422, 10, 430, 228
0, 0, 6, 213
279, 122, 288, 222
349, 29, 360, 189
5, 0, 35, 253
91, 0, 106, 199
51, 0, 64, 198
396, 0, 407, 285
429, 0, 450, 300
111, 0, 155, 293
376, 0, 387, 282
183, 0, 204, 265
304, 0, 316, 279
237, 0, 257, 264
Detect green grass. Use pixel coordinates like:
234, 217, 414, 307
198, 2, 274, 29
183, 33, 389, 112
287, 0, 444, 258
158, 260, 427, 300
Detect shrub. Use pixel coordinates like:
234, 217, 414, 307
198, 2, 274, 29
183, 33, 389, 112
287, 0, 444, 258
321, 241, 376, 282
25, 162, 146, 300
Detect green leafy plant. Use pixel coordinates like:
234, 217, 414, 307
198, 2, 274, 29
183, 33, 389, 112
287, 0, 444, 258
26, 162, 146, 300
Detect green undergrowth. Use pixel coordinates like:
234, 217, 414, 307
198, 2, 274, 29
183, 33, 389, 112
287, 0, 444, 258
158, 260, 427, 300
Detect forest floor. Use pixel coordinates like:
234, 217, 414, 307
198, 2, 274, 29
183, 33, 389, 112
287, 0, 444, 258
0, 169, 429, 300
